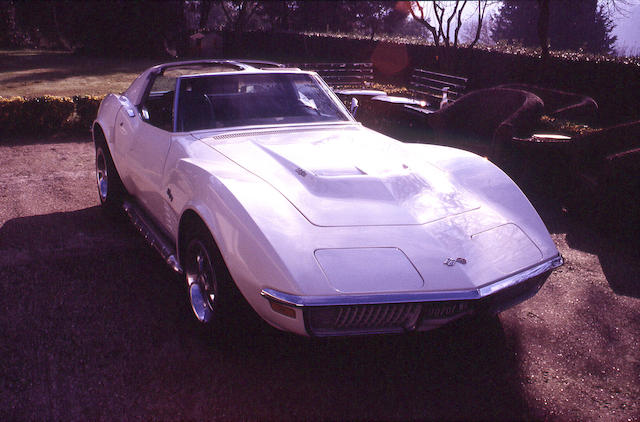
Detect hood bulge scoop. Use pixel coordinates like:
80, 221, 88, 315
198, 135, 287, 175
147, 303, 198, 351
201, 126, 479, 227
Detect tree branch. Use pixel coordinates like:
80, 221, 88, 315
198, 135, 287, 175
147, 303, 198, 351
433, 1, 445, 45
410, 1, 440, 47
445, 1, 460, 48
468, 0, 486, 48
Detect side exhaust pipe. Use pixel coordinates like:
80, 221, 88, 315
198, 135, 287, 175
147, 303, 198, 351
123, 201, 183, 274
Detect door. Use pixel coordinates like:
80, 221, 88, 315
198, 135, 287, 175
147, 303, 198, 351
114, 73, 176, 225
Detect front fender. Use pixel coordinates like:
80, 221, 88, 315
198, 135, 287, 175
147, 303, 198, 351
166, 150, 321, 334
93, 94, 123, 148
405, 143, 558, 259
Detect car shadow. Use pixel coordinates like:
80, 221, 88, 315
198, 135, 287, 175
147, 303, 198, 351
0, 206, 139, 264
524, 188, 640, 299
0, 206, 532, 421
209, 313, 530, 421
566, 227, 640, 299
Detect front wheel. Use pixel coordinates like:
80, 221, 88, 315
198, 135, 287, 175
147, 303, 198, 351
95, 142, 125, 213
183, 224, 233, 327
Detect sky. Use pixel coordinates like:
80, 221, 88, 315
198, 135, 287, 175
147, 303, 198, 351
610, 1, 640, 55
417, 0, 640, 56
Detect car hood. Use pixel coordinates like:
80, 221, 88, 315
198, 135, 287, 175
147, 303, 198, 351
195, 124, 480, 227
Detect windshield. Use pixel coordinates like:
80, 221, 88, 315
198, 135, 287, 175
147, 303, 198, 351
175, 73, 350, 131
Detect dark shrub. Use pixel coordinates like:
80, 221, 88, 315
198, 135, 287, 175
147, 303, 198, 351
74, 95, 104, 132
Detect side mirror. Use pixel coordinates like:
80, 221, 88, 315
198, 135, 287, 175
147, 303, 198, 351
140, 106, 150, 121
350, 97, 359, 118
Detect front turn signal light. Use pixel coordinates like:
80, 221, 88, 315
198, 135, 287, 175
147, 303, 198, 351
269, 301, 297, 319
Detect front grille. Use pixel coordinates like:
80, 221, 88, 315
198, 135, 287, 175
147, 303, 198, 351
303, 268, 554, 336
335, 303, 422, 329
307, 301, 473, 336
306, 303, 422, 336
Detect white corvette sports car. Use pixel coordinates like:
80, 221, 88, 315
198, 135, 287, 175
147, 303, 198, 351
93, 60, 562, 337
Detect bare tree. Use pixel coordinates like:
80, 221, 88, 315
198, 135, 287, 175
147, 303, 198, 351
461, 3, 493, 46
469, 0, 489, 48
409, 1, 489, 48
601, 0, 631, 17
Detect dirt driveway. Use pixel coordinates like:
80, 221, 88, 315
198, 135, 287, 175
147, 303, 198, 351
0, 138, 638, 421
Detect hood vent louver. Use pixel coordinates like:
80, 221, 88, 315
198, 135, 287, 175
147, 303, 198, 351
200, 124, 358, 142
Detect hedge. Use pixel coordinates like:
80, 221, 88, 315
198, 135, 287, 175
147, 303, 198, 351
0, 95, 104, 138
3, 31, 638, 136
73, 95, 104, 132
221, 31, 640, 126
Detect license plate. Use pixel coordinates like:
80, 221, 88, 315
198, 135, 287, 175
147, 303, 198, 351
422, 301, 470, 319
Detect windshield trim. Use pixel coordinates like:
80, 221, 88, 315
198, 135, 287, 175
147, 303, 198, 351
170, 71, 353, 133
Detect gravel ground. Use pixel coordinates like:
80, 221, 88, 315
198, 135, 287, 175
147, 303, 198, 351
0, 138, 638, 421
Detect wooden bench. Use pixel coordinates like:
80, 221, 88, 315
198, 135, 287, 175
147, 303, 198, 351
408, 68, 468, 107
288, 62, 375, 89
365, 68, 469, 124
288, 62, 386, 116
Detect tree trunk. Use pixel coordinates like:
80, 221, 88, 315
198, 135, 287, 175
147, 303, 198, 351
51, 2, 73, 51
199, 2, 211, 31
468, 1, 487, 49
537, 0, 550, 66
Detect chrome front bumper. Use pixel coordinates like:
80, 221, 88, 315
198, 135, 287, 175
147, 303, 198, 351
261, 254, 563, 336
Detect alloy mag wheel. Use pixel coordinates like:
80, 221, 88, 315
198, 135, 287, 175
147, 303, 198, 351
96, 146, 109, 204
185, 238, 218, 324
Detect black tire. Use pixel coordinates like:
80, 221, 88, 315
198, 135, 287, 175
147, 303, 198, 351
183, 221, 235, 330
95, 141, 125, 214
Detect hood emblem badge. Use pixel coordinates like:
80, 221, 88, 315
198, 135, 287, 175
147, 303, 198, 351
444, 257, 467, 266
295, 168, 307, 177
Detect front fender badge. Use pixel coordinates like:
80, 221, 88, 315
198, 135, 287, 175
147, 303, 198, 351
444, 257, 467, 266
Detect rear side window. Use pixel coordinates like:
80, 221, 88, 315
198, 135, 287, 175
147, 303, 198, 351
140, 74, 176, 131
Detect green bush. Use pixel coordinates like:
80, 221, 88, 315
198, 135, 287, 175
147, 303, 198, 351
73, 95, 105, 132
0, 97, 23, 137
538, 115, 597, 136
0, 96, 74, 136
30, 96, 75, 134
0, 95, 105, 139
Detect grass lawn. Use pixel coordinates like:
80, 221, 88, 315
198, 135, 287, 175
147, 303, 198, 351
0, 49, 410, 98
0, 49, 158, 97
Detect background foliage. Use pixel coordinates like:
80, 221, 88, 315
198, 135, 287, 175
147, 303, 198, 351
0, 1, 636, 134
1, 1, 621, 56
492, 0, 617, 54
0, 95, 103, 136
